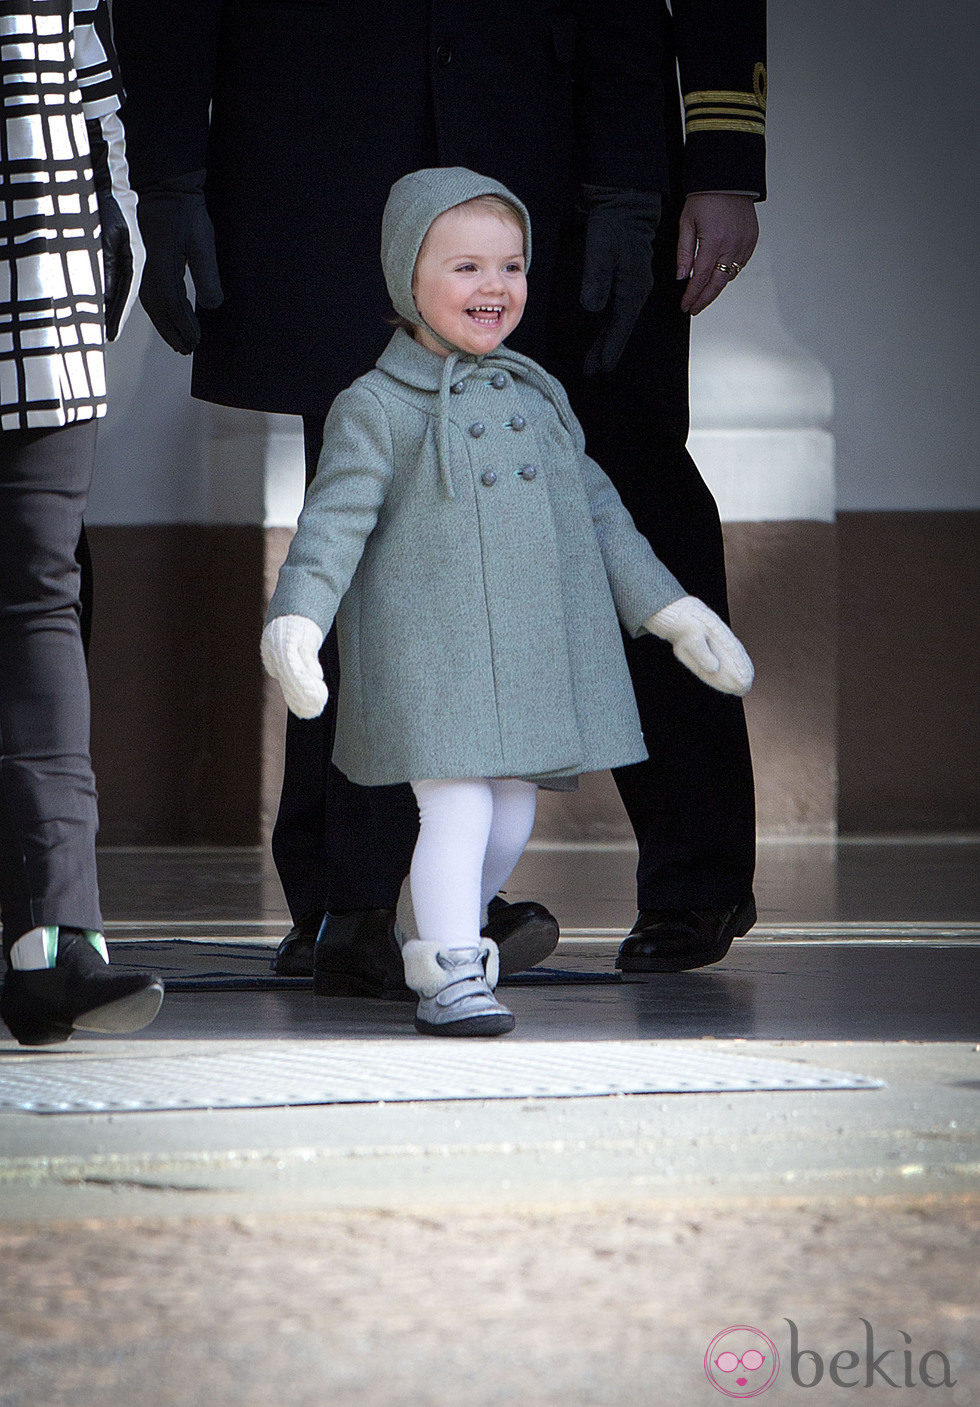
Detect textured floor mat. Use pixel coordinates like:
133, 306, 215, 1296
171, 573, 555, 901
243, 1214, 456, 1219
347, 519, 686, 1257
0, 1040, 881, 1114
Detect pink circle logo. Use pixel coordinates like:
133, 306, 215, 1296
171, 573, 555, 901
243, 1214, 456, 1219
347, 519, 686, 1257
704, 1325, 780, 1397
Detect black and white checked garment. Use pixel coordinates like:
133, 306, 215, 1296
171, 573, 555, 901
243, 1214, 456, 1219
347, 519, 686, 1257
0, 0, 119, 429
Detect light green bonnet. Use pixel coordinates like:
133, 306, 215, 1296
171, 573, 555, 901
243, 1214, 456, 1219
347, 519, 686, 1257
380, 166, 532, 346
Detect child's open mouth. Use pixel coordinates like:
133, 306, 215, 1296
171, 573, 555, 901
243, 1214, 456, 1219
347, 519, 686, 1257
467, 305, 504, 327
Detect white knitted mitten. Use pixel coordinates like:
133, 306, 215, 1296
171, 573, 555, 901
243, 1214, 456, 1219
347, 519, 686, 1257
644, 596, 754, 696
260, 615, 328, 718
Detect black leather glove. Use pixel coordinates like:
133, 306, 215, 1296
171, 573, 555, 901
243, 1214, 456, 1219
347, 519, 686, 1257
135, 171, 224, 354
579, 186, 662, 377
86, 119, 133, 342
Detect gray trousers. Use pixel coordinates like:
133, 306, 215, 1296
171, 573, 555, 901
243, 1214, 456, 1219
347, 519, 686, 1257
0, 421, 102, 957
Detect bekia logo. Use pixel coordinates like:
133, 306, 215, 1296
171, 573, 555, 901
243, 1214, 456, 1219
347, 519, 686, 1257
704, 1320, 957, 1396
704, 1325, 780, 1398
785, 1319, 957, 1390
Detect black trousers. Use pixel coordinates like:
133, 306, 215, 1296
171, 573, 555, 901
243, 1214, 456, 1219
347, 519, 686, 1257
272, 200, 755, 921
548, 197, 757, 910
0, 421, 102, 957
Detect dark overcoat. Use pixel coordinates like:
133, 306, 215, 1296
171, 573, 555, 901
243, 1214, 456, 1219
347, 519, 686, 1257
113, 0, 766, 416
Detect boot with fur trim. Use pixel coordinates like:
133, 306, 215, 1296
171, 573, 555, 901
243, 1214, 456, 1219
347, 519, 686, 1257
401, 938, 515, 1037
394, 875, 557, 978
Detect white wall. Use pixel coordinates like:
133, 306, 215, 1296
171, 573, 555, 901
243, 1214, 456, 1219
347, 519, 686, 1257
87, 308, 206, 524
88, 3, 979, 524
756, 0, 979, 511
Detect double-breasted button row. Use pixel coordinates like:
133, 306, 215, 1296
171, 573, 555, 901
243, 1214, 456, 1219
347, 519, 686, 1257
470, 417, 527, 436
453, 375, 510, 395
480, 465, 539, 487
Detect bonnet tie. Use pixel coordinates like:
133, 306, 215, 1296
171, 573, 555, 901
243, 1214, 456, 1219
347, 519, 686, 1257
485, 347, 578, 441
432, 345, 578, 502
435, 349, 463, 499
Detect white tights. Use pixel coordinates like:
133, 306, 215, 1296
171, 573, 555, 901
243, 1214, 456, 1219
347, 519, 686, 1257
407, 778, 538, 947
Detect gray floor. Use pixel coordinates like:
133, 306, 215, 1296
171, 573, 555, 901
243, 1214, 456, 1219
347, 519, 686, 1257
2, 838, 978, 1207
1, 840, 978, 1407
91, 834, 980, 929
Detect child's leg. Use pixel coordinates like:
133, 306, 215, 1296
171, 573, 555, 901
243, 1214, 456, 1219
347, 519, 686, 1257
402, 778, 514, 1037
409, 778, 494, 945
480, 779, 538, 924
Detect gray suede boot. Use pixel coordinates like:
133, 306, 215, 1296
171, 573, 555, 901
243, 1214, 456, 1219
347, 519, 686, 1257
400, 938, 515, 1037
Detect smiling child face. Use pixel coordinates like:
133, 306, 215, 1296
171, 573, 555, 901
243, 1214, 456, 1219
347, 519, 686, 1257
411, 201, 527, 358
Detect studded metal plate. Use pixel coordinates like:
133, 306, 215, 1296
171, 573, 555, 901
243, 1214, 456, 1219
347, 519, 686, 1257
0, 1041, 881, 1114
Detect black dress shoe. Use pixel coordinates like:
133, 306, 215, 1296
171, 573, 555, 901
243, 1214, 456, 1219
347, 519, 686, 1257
616, 897, 757, 974
307, 896, 562, 999
0, 929, 164, 1047
271, 911, 322, 976
313, 908, 411, 1000
483, 896, 560, 976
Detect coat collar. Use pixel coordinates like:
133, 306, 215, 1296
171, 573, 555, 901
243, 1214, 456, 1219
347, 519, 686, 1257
374, 327, 578, 501
375, 327, 484, 392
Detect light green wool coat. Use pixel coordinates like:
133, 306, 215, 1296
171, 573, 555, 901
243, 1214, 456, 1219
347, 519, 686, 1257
267, 167, 685, 787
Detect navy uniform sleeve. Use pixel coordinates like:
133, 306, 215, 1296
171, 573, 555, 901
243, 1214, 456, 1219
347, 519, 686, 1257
672, 0, 767, 199
573, 1, 670, 193
111, 0, 222, 187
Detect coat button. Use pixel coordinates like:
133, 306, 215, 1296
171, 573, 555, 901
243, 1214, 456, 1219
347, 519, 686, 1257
481, 470, 497, 487
490, 372, 507, 389
450, 380, 466, 395
469, 422, 486, 438
509, 414, 527, 431
519, 464, 538, 481
435, 43, 452, 65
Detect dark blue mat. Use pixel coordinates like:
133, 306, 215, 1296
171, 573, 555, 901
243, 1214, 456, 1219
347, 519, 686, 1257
103, 940, 622, 990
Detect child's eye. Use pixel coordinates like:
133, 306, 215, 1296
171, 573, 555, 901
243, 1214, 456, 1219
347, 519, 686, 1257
456, 262, 477, 272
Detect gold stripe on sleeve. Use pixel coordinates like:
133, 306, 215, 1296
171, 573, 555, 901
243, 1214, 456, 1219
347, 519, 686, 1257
687, 106, 766, 119
683, 89, 764, 111
685, 116, 766, 135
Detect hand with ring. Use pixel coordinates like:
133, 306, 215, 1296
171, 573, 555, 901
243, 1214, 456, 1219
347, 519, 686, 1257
676, 192, 759, 315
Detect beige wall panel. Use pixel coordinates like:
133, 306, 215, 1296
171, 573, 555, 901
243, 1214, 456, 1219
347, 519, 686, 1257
88, 526, 267, 844
88, 515, 977, 846
838, 511, 979, 833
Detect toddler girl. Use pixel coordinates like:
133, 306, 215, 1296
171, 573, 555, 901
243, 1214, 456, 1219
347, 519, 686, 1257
262, 168, 753, 1037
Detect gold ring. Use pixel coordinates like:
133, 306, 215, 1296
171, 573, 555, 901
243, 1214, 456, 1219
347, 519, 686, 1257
715, 261, 743, 279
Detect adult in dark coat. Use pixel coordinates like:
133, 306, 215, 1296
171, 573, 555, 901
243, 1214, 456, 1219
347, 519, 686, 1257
113, 0, 766, 980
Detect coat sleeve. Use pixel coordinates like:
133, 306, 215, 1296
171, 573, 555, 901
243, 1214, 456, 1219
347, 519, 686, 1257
111, 0, 223, 187
266, 385, 395, 637
74, 4, 144, 337
572, 0, 670, 192
72, 0, 121, 118
580, 452, 687, 635
671, 0, 768, 199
